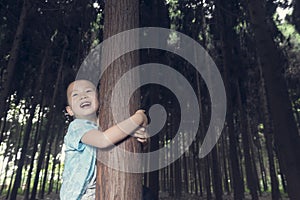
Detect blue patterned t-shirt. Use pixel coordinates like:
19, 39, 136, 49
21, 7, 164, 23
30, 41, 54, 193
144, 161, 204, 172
60, 119, 97, 200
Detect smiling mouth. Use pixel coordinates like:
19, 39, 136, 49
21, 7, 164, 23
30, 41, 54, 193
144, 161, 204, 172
80, 101, 91, 108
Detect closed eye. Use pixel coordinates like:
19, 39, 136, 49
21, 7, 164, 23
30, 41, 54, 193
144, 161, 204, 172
72, 93, 78, 97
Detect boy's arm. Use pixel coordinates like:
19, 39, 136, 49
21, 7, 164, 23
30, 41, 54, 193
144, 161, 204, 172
81, 111, 147, 148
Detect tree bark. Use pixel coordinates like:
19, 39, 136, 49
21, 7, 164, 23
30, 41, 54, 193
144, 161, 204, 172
48, 132, 61, 194
8, 114, 26, 199
0, 0, 30, 119
10, 96, 38, 200
211, 146, 223, 200
140, 1, 169, 198
247, 1, 300, 198
237, 81, 258, 200
215, 0, 245, 197
96, 1, 142, 200
23, 103, 44, 200
259, 66, 281, 200
30, 39, 67, 200
292, 0, 300, 33
39, 127, 56, 199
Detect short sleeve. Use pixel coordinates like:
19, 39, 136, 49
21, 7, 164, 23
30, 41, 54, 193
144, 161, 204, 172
64, 119, 98, 151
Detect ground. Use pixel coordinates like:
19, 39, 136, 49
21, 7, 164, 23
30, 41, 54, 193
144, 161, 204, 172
1, 191, 290, 199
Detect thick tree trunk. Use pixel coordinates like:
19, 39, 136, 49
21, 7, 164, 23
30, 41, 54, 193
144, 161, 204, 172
96, 1, 142, 200
247, 1, 300, 198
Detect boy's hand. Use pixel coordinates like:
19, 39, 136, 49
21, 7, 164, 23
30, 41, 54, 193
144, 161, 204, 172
135, 109, 148, 126
132, 127, 149, 144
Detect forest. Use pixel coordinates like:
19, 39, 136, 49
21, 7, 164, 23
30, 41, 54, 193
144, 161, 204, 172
0, 0, 300, 199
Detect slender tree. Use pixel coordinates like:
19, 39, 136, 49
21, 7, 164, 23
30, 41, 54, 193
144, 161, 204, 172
0, 0, 30, 120
215, 0, 245, 198
292, 0, 300, 33
247, 0, 300, 198
30, 38, 68, 200
258, 65, 281, 200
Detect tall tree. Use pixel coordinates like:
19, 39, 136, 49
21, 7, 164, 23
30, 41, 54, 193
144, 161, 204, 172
291, 0, 300, 33
96, 0, 142, 200
140, 1, 169, 198
214, 0, 245, 198
9, 46, 49, 200
0, 0, 30, 120
259, 64, 281, 200
247, 0, 300, 198
30, 37, 67, 200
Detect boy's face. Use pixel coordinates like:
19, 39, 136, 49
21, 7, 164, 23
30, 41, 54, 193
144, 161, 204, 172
66, 80, 99, 120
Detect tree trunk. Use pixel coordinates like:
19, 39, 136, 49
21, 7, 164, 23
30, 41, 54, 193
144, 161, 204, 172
204, 156, 212, 199
23, 48, 48, 200
215, 0, 245, 198
96, 1, 142, 200
259, 67, 281, 200
221, 134, 230, 195
0, 106, 9, 144
192, 142, 200, 195
247, 1, 300, 198
7, 114, 26, 199
292, 0, 300, 33
248, 125, 262, 196
23, 103, 44, 200
0, 0, 30, 119
211, 146, 223, 200
237, 81, 258, 200
30, 40, 67, 200
173, 109, 182, 197
48, 132, 61, 194
9, 104, 37, 200
39, 128, 56, 199
139, 1, 169, 197
182, 152, 189, 194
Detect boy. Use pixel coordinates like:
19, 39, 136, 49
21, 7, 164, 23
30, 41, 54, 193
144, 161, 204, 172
60, 79, 148, 200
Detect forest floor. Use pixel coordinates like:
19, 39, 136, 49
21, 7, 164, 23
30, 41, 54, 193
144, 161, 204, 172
1, 191, 290, 200
159, 192, 290, 200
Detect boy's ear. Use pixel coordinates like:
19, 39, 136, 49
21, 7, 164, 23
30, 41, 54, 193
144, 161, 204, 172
66, 106, 74, 116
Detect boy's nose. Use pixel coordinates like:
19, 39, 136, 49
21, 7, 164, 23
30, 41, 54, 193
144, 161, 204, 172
80, 94, 87, 100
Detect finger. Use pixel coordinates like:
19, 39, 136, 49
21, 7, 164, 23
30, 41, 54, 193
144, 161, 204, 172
133, 131, 145, 137
134, 129, 146, 136
136, 127, 146, 132
137, 138, 147, 143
